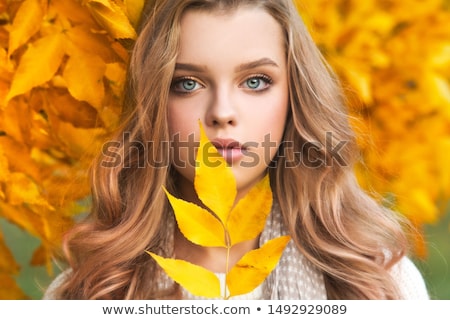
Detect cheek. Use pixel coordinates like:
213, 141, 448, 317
167, 105, 181, 136
259, 94, 288, 141
168, 107, 189, 137
273, 88, 289, 136
167, 100, 203, 137
167, 104, 198, 171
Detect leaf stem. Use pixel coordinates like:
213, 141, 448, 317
224, 229, 231, 299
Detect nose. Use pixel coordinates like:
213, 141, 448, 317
205, 87, 238, 128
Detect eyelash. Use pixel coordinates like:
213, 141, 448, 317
241, 74, 273, 91
171, 76, 203, 95
170, 74, 274, 95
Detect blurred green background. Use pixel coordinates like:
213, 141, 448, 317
413, 204, 450, 299
1, 204, 449, 299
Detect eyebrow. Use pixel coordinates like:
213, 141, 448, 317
174, 62, 206, 73
174, 57, 279, 73
236, 58, 279, 72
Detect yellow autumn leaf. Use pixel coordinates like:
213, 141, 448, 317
195, 122, 236, 224
0, 145, 10, 182
6, 33, 65, 102
0, 202, 44, 240
0, 64, 10, 104
8, 0, 44, 57
86, 0, 137, 39
339, 62, 373, 105
63, 49, 106, 109
50, 117, 106, 159
0, 136, 41, 182
397, 188, 439, 225
47, 88, 102, 128
124, 0, 145, 27
0, 233, 20, 274
6, 172, 54, 210
227, 173, 273, 246
0, 273, 28, 299
105, 62, 126, 98
30, 244, 48, 267
0, 99, 28, 144
147, 252, 221, 298
50, 0, 97, 27
164, 188, 226, 247
437, 139, 450, 197
226, 235, 291, 297
159, 121, 284, 297
426, 73, 450, 106
65, 25, 120, 63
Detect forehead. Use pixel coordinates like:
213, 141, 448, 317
177, 7, 285, 65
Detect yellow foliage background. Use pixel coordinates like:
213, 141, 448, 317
0, 0, 449, 299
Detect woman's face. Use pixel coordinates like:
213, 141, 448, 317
168, 7, 289, 201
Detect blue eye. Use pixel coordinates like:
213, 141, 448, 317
172, 77, 202, 93
242, 75, 272, 91
246, 78, 261, 89
182, 79, 196, 91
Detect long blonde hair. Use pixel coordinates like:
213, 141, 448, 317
56, 0, 410, 299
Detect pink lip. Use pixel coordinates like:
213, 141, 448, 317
211, 138, 243, 149
210, 138, 245, 163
